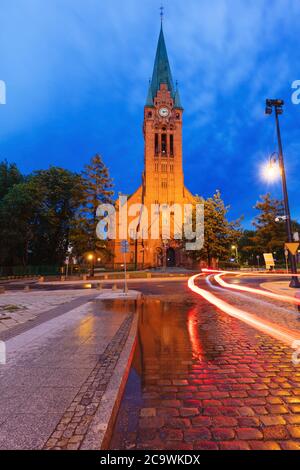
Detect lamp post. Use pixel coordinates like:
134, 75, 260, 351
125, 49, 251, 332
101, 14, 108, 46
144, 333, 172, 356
265, 99, 300, 287
87, 253, 94, 278
231, 245, 239, 263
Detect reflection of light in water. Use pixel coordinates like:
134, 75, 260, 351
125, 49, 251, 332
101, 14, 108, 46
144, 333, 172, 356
76, 317, 95, 338
188, 274, 300, 347
187, 306, 203, 359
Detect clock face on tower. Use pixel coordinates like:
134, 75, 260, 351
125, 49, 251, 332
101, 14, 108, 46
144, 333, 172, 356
159, 107, 170, 118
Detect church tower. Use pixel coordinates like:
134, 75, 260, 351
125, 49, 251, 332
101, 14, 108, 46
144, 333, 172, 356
111, 20, 195, 269
143, 24, 185, 208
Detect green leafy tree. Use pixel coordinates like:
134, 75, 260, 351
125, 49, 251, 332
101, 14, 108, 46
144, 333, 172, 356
238, 229, 257, 265
28, 167, 84, 265
186, 190, 242, 266
251, 193, 286, 261
0, 167, 83, 268
70, 154, 114, 270
248, 193, 300, 265
0, 182, 39, 267
0, 159, 23, 200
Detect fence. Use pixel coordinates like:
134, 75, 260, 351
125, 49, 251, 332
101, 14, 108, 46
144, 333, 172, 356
0, 265, 61, 277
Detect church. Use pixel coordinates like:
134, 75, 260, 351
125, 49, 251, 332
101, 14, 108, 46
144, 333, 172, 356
111, 22, 196, 270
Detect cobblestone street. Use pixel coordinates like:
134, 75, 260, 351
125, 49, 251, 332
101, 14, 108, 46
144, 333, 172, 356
1, 278, 300, 450
111, 282, 300, 451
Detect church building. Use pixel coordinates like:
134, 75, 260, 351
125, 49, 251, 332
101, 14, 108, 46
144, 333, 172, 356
111, 22, 196, 269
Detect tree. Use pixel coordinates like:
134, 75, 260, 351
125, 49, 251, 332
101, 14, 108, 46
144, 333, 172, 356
0, 182, 39, 267
250, 193, 286, 261
0, 167, 83, 268
0, 159, 23, 200
70, 154, 114, 271
28, 167, 84, 265
238, 229, 257, 265
186, 190, 242, 266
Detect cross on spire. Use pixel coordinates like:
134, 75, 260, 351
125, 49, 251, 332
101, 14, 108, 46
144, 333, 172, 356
160, 4, 164, 23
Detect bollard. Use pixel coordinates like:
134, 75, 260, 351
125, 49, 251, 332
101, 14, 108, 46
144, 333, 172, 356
0, 286, 5, 294
112, 284, 118, 292
39, 276, 45, 283
147, 273, 151, 279
82, 274, 87, 281
60, 276, 65, 282
97, 283, 103, 291
24, 285, 30, 292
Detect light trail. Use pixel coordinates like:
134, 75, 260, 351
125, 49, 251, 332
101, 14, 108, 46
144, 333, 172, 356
214, 273, 300, 306
205, 274, 296, 317
188, 274, 300, 348
202, 268, 298, 277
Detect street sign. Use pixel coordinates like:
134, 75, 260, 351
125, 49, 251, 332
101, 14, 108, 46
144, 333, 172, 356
285, 242, 300, 256
120, 240, 129, 254
263, 253, 275, 269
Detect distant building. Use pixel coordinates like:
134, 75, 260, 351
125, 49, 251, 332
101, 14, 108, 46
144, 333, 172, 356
111, 22, 196, 269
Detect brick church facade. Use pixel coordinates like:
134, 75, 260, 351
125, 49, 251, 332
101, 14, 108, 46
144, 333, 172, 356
111, 24, 196, 269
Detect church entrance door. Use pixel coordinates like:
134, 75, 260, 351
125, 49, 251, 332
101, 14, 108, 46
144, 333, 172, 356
166, 248, 176, 267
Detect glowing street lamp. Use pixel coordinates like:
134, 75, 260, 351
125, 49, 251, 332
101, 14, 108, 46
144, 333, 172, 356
261, 152, 281, 183
265, 99, 299, 287
86, 253, 95, 277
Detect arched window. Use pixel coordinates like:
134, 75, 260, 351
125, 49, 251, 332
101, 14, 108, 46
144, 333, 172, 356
161, 134, 167, 155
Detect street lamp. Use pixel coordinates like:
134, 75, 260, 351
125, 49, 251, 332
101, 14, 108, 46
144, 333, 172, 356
87, 253, 94, 278
265, 99, 300, 287
261, 151, 281, 183
231, 245, 239, 263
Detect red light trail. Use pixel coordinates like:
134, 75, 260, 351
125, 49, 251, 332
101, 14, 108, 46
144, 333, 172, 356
214, 272, 300, 306
188, 274, 300, 348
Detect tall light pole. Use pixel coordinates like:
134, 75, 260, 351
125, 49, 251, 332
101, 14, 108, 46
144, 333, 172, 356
265, 99, 300, 287
87, 253, 94, 278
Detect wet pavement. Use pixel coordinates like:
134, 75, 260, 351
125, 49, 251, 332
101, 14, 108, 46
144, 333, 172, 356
110, 282, 300, 450
0, 298, 136, 449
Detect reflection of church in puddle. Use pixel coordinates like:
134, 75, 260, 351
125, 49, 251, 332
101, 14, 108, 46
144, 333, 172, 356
111, 20, 196, 269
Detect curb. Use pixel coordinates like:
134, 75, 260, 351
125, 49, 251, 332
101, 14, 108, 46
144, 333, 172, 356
41, 276, 191, 287
81, 299, 141, 450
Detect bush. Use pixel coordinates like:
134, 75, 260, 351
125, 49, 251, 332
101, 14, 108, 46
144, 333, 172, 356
218, 261, 240, 270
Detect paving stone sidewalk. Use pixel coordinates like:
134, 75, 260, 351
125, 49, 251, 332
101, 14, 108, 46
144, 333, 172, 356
0, 297, 138, 449
0, 289, 94, 334
43, 313, 134, 450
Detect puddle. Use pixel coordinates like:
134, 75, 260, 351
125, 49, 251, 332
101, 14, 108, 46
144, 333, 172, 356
110, 298, 204, 449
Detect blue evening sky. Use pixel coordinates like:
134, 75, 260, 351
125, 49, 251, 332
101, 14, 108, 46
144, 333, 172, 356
0, 0, 299, 227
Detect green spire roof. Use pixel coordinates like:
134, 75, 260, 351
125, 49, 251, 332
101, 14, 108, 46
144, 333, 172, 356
174, 86, 182, 109
145, 81, 154, 106
146, 25, 180, 107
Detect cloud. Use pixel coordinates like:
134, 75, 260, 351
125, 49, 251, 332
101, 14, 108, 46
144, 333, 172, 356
0, 0, 300, 226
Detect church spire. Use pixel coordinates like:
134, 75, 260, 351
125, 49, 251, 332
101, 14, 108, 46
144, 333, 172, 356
174, 81, 183, 109
146, 21, 175, 106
